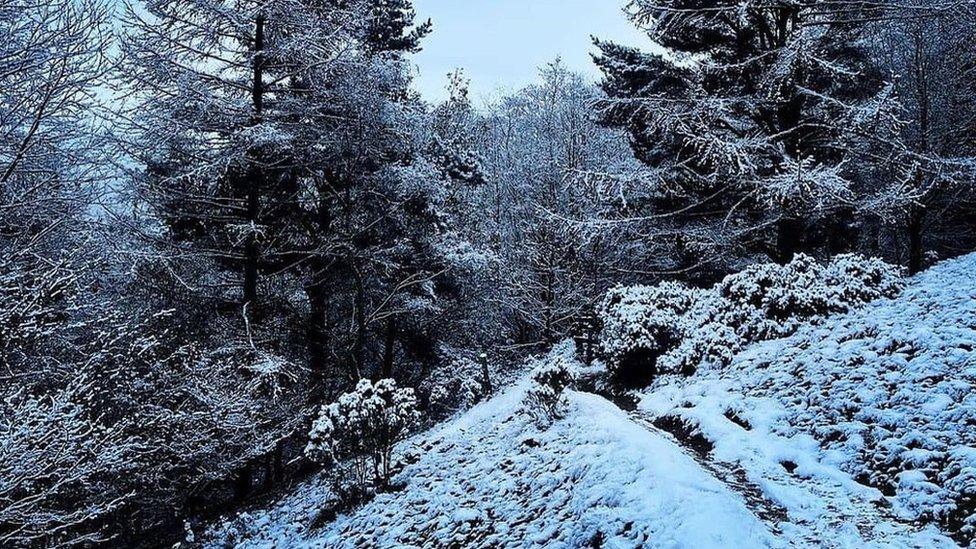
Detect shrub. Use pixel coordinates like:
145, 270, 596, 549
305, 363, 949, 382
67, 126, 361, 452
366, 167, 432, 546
658, 319, 742, 376
825, 254, 904, 305
305, 379, 420, 495
597, 282, 699, 384
422, 351, 492, 416
598, 254, 905, 380
715, 254, 832, 339
523, 350, 576, 426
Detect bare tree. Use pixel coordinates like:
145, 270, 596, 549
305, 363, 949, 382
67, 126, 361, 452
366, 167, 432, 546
872, 1, 976, 272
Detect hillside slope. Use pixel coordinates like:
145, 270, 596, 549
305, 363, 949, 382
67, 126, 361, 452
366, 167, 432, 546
641, 253, 976, 545
204, 376, 778, 548
202, 254, 976, 548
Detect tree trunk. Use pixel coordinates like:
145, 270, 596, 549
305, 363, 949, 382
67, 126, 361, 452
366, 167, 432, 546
273, 439, 284, 483
775, 216, 803, 264
479, 353, 492, 395
908, 27, 929, 277
234, 463, 251, 503
243, 174, 260, 306
353, 273, 366, 379
381, 316, 396, 379
263, 452, 274, 490
826, 212, 854, 256
242, 13, 265, 308
541, 256, 555, 344
908, 205, 926, 275
305, 279, 329, 376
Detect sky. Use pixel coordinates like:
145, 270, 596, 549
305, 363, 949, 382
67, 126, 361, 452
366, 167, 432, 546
409, 0, 657, 102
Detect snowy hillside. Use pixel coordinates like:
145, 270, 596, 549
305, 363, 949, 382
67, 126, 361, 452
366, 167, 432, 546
200, 254, 976, 548
204, 375, 778, 548
640, 252, 976, 545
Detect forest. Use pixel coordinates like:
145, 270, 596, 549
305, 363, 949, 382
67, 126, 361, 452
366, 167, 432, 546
3, 0, 976, 547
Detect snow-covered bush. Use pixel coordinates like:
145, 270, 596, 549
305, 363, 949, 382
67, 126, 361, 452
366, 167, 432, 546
824, 253, 904, 305
523, 348, 577, 425
305, 379, 420, 493
428, 376, 484, 414
599, 254, 905, 379
942, 447, 976, 538
723, 254, 831, 331
676, 254, 902, 371
422, 351, 492, 416
597, 282, 699, 384
657, 319, 742, 376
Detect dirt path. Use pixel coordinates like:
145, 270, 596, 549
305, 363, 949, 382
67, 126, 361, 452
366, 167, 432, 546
627, 412, 790, 532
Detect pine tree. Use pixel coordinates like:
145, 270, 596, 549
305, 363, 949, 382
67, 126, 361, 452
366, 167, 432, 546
366, 0, 432, 53
119, 0, 446, 385
119, 0, 368, 315
594, 0, 904, 266
116, 0, 450, 509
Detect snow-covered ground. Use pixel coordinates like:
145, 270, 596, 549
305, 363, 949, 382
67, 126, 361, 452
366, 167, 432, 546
641, 253, 976, 546
204, 378, 777, 548
202, 254, 976, 548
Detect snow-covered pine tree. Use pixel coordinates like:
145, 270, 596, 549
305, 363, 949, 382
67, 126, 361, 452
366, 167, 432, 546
365, 0, 432, 53
594, 0, 904, 267
119, 0, 452, 384
283, 5, 472, 384
116, 0, 452, 513
118, 0, 371, 316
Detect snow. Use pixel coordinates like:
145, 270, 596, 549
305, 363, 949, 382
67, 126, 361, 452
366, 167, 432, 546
637, 253, 976, 546
204, 374, 777, 548
204, 253, 976, 548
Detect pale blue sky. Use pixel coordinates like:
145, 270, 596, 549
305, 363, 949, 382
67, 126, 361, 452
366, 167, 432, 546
410, 0, 656, 102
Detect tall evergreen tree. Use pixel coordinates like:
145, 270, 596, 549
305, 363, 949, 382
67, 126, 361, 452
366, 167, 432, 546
594, 0, 904, 268
119, 0, 462, 390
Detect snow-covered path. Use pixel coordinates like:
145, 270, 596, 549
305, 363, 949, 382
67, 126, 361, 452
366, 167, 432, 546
628, 408, 953, 548
206, 383, 780, 548
627, 412, 792, 531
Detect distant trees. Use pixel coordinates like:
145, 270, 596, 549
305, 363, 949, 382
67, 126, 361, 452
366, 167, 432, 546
450, 61, 639, 352
873, 1, 976, 273
0, 0, 109, 200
